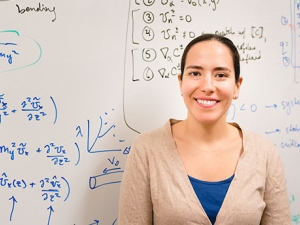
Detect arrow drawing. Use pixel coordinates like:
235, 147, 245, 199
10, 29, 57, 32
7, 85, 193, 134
9, 196, 17, 221
47, 205, 54, 225
265, 129, 281, 134
265, 104, 277, 109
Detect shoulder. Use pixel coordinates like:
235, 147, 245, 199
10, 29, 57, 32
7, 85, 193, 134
232, 124, 287, 180
130, 119, 176, 156
230, 122, 276, 152
128, 119, 181, 162
133, 124, 165, 147
243, 130, 275, 150
236, 124, 287, 179
230, 122, 280, 164
132, 119, 178, 147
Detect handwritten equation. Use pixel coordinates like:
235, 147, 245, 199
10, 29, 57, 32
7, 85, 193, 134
0, 30, 42, 73
227, 97, 300, 150
127, 0, 265, 84
1, 101, 130, 224
280, 0, 300, 83
228, 96, 300, 119
0, 94, 57, 124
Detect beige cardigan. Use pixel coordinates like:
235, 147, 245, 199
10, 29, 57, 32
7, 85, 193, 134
118, 119, 291, 225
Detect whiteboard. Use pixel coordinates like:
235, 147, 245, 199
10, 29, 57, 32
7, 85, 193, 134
0, 0, 299, 224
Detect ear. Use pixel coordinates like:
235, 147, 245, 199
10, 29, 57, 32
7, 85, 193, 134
178, 74, 183, 94
234, 77, 243, 98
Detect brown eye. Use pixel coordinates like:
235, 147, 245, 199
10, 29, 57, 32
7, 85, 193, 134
190, 71, 200, 76
216, 73, 227, 78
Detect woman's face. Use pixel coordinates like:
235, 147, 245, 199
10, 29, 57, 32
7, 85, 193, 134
178, 40, 242, 125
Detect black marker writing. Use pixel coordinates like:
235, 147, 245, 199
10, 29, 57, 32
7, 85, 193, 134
16, 3, 56, 22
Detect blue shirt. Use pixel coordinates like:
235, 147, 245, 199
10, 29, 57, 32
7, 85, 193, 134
188, 174, 234, 224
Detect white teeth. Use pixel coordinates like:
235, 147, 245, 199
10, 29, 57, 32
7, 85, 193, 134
197, 99, 217, 105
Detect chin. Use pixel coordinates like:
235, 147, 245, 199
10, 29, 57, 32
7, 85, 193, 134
195, 117, 218, 125
193, 114, 225, 125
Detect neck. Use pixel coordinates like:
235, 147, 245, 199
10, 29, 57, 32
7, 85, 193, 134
182, 117, 230, 151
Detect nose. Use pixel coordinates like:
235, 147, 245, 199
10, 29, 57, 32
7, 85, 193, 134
200, 75, 216, 93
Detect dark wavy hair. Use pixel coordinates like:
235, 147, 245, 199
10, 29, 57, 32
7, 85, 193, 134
180, 34, 240, 83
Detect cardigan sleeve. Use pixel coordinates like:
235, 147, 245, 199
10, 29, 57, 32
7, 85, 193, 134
261, 143, 291, 225
118, 137, 153, 225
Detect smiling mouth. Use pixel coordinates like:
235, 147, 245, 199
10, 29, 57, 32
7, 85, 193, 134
196, 99, 219, 106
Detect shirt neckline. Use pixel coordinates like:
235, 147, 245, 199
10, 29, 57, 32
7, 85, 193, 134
188, 174, 235, 185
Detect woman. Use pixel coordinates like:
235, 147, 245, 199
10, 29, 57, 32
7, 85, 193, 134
118, 34, 291, 224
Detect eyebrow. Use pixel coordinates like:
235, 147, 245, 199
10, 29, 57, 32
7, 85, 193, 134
185, 65, 231, 72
